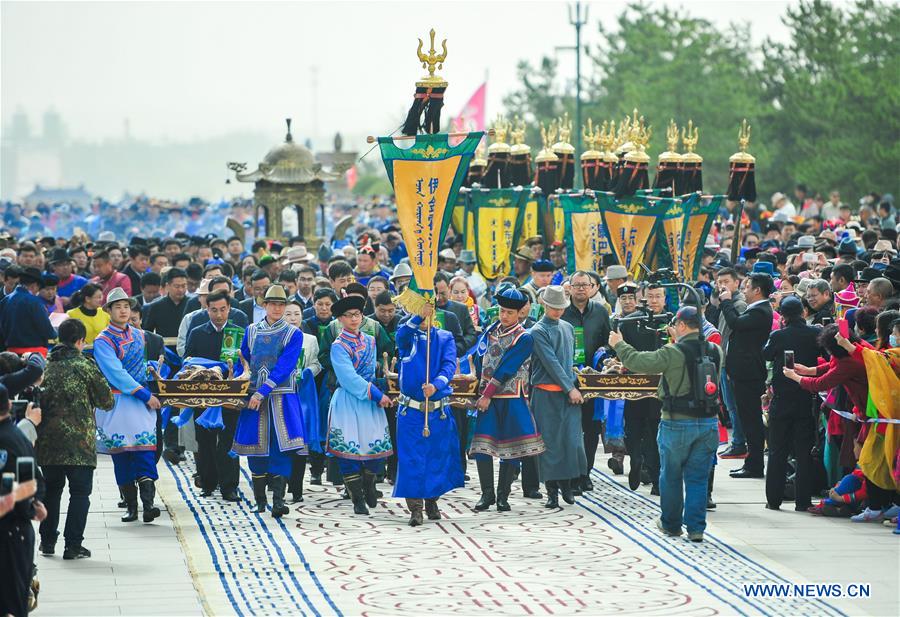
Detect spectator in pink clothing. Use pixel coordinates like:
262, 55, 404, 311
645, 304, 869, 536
89, 250, 132, 302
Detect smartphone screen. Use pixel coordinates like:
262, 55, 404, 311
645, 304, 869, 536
822, 317, 833, 327
784, 350, 795, 369
1, 473, 14, 496
16, 457, 34, 483
838, 318, 850, 338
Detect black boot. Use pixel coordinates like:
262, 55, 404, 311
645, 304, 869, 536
289, 456, 306, 503
559, 478, 576, 505
138, 479, 160, 523
270, 475, 290, 518
544, 481, 560, 509
707, 467, 717, 510
117, 487, 127, 508
309, 451, 324, 485
628, 455, 643, 491
405, 498, 424, 526
424, 498, 441, 520
496, 463, 514, 512
120, 484, 138, 522
362, 470, 379, 509
343, 474, 369, 515
473, 458, 495, 511
252, 474, 268, 513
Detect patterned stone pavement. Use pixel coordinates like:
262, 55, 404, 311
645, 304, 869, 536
151, 456, 861, 617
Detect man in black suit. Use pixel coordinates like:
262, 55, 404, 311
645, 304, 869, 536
142, 267, 190, 348
183, 290, 241, 502
238, 270, 271, 325
761, 296, 820, 510
719, 272, 774, 478
122, 244, 151, 295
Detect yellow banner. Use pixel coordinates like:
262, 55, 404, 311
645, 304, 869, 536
522, 198, 539, 241
681, 214, 709, 283
661, 205, 686, 280
394, 157, 463, 291
604, 211, 659, 276
475, 196, 520, 279
465, 209, 476, 252
553, 200, 565, 242
570, 211, 608, 272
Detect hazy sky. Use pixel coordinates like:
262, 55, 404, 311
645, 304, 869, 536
2, 0, 795, 150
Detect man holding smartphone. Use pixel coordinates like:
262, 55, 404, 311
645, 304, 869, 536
0, 383, 47, 617
761, 297, 821, 511
719, 273, 775, 479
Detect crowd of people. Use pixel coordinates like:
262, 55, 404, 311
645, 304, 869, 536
0, 185, 898, 615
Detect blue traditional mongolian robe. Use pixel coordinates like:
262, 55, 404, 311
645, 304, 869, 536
469, 321, 545, 461
392, 316, 463, 499
327, 329, 393, 474
93, 323, 158, 485
232, 318, 306, 477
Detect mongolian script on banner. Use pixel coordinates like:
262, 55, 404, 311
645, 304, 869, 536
379, 132, 482, 299
472, 188, 526, 278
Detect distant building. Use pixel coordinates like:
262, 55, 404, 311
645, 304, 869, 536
24, 184, 92, 209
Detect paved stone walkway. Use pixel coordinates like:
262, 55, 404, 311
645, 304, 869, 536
32, 454, 897, 616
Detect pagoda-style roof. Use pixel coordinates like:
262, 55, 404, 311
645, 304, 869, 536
232, 119, 344, 185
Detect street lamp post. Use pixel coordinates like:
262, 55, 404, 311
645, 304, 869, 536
557, 2, 589, 188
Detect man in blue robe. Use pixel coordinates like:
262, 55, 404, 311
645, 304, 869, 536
393, 303, 462, 526
470, 288, 546, 512
93, 288, 163, 524
233, 285, 306, 519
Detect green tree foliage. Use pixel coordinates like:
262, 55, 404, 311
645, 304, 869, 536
761, 0, 900, 200
502, 0, 898, 202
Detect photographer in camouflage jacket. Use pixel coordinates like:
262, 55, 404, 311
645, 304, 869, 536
34, 319, 114, 560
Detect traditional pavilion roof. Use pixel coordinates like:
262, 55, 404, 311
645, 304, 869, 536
235, 120, 342, 185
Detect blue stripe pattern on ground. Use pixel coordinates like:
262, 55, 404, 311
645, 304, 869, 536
238, 466, 344, 617
167, 458, 313, 615
588, 467, 847, 617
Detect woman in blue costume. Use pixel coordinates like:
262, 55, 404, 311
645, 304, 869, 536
470, 288, 545, 512
93, 288, 164, 524
393, 303, 463, 526
326, 295, 393, 516
232, 285, 305, 519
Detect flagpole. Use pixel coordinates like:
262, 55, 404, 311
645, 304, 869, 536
366, 129, 494, 144
422, 309, 432, 438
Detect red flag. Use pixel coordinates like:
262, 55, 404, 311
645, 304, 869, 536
345, 165, 358, 190
452, 82, 486, 132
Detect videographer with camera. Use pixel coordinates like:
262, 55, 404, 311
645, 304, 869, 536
0, 382, 47, 617
609, 305, 723, 542
615, 281, 671, 496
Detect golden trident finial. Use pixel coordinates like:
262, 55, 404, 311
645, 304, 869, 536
681, 119, 702, 163
681, 119, 699, 153
666, 119, 679, 152
582, 119, 595, 148
510, 116, 527, 145
730, 118, 755, 163
737, 118, 752, 153
416, 29, 448, 83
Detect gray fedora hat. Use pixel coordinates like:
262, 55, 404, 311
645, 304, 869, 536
104, 287, 131, 308
539, 285, 570, 310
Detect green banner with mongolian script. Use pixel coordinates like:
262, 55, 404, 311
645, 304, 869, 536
681, 194, 723, 281
472, 188, 527, 279
597, 193, 671, 278
561, 193, 611, 274
379, 132, 482, 309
